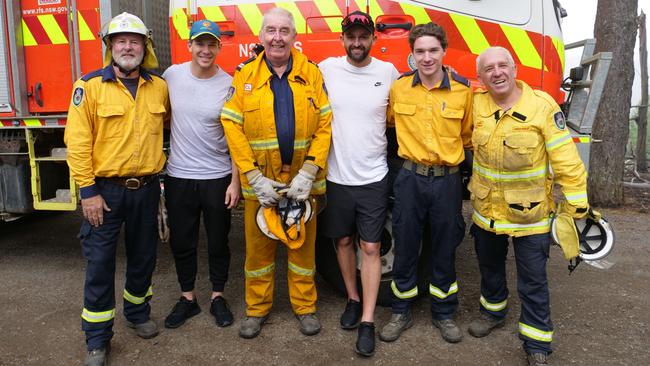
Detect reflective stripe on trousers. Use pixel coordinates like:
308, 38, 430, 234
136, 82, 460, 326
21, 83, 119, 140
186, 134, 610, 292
123, 286, 153, 305
430, 282, 459, 299
81, 308, 116, 323
391, 281, 418, 299
480, 295, 507, 312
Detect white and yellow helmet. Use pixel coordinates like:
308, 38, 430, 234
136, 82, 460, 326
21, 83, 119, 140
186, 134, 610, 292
256, 197, 314, 249
551, 208, 615, 262
102, 12, 158, 69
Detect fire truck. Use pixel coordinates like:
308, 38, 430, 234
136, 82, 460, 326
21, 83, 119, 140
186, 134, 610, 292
0, 0, 172, 221
1, 0, 610, 300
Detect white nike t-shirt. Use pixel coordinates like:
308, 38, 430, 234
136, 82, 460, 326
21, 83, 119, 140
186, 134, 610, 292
319, 56, 399, 185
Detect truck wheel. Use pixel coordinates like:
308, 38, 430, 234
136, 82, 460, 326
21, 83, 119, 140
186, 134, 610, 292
316, 211, 431, 307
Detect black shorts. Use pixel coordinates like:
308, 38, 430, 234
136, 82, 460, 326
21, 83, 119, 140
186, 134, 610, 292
320, 175, 389, 243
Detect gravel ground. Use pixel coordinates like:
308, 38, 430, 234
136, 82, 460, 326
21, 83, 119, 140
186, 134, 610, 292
0, 203, 648, 365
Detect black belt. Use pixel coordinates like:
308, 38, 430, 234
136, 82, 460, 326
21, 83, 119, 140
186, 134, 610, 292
99, 174, 158, 190
403, 160, 459, 177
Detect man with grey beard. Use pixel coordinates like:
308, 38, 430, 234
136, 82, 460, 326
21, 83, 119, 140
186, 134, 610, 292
64, 12, 169, 366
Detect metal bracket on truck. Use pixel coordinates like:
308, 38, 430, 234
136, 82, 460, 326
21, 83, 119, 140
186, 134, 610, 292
561, 38, 613, 169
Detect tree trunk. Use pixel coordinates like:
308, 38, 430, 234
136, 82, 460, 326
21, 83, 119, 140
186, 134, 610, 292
589, 0, 638, 206
637, 11, 648, 172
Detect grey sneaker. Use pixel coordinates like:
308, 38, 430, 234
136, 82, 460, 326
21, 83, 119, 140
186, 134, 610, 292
126, 319, 159, 339
84, 345, 109, 366
239, 315, 268, 339
296, 313, 321, 336
527, 352, 549, 365
378, 312, 413, 342
431, 318, 463, 343
468, 313, 506, 338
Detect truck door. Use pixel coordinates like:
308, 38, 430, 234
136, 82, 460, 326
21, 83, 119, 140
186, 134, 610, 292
19, 0, 101, 114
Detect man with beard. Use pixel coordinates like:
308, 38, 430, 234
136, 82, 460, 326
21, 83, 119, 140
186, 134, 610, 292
64, 12, 168, 366
378, 22, 473, 344
221, 7, 331, 339
318, 10, 399, 357
162, 20, 240, 330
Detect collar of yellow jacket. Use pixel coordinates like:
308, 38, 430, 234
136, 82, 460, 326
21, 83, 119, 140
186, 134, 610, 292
249, 48, 313, 90
476, 80, 539, 122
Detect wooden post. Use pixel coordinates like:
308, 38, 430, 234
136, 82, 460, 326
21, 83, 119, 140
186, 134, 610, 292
637, 10, 648, 172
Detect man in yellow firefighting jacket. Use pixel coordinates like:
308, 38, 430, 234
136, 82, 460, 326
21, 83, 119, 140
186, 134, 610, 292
220, 7, 331, 339
467, 47, 589, 366
64, 12, 168, 366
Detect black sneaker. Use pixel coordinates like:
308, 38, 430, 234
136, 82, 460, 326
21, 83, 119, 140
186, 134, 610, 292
355, 322, 376, 357
164, 297, 201, 329
210, 296, 234, 327
340, 299, 362, 330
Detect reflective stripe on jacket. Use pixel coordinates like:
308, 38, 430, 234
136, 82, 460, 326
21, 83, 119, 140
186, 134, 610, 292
221, 49, 332, 200
469, 80, 588, 237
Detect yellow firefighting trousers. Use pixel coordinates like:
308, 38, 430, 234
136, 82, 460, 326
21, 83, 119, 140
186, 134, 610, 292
243, 172, 318, 317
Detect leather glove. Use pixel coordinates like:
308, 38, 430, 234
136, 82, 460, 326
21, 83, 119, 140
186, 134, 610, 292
588, 207, 602, 221
286, 162, 319, 202
245, 169, 285, 207
559, 200, 590, 219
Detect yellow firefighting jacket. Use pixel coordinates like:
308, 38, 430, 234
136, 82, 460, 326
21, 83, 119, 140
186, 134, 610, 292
64, 66, 168, 199
221, 49, 332, 200
469, 80, 588, 237
387, 68, 473, 166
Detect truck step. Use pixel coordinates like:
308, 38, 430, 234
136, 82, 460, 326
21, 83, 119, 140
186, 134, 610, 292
41, 189, 71, 203
34, 148, 67, 162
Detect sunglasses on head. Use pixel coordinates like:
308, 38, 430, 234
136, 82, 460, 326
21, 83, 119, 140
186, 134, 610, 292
342, 13, 372, 27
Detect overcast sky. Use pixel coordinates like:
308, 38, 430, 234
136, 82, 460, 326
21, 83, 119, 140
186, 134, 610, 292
562, 0, 649, 104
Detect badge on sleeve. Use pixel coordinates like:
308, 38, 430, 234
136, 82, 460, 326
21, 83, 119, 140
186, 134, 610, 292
226, 86, 235, 101
72, 87, 84, 106
553, 111, 566, 130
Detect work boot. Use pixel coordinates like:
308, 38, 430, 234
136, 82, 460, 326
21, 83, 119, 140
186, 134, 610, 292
126, 319, 159, 339
431, 318, 463, 343
527, 352, 549, 365
84, 344, 110, 366
340, 299, 362, 330
164, 297, 201, 329
378, 312, 413, 342
296, 313, 321, 336
355, 322, 376, 357
468, 312, 506, 338
239, 315, 268, 339
210, 296, 234, 327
